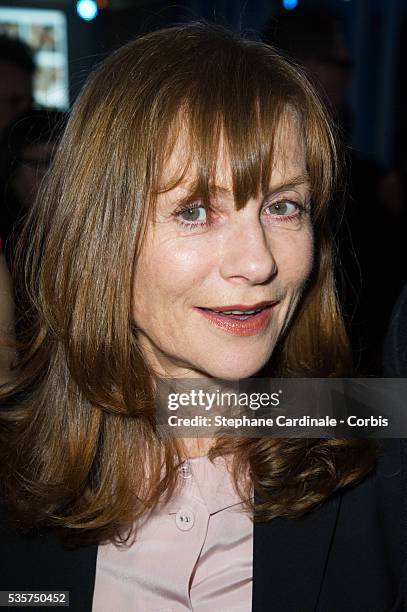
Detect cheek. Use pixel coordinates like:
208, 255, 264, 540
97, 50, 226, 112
299, 232, 314, 280
275, 228, 314, 290
134, 235, 215, 311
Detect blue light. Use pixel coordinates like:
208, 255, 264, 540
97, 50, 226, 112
76, 0, 98, 21
283, 0, 298, 9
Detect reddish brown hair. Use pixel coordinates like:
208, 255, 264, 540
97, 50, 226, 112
0, 23, 375, 546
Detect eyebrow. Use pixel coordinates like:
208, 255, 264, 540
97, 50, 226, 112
206, 173, 311, 197
160, 172, 311, 203
267, 173, 311, 193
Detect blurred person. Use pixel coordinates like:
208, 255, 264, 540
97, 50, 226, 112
0, 110, 65, 353
0, 36, 35, 138
262, 6, 352, 125
0, 109, 67, 267
262, 6, 406, 374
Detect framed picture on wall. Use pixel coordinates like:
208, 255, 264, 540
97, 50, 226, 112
0, 7, 68, 109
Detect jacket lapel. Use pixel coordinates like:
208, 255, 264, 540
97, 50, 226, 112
2, 486, 342, 612
252, 490, 342, 611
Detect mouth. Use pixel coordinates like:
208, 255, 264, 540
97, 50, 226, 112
199, 301, 276, 318
195, 301, 278, 336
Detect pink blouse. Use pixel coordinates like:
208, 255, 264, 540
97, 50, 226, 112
92, 455, 253, 611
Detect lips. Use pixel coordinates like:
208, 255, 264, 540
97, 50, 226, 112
195, 301, 277, 336
200, 301, 276, 314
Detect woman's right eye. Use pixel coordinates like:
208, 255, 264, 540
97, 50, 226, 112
175, 204, 208, 227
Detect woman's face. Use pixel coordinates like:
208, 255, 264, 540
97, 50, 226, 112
132, 121, 314, 379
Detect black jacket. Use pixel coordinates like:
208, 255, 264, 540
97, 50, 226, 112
0, 438, 403, 612
384, 282, 407, 378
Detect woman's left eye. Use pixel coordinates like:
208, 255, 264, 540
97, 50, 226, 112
175, 204, 209, 228
265, 200, 300, 217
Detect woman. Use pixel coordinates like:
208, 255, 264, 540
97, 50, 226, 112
0, 111, 66, 358
0, 23, 402, 612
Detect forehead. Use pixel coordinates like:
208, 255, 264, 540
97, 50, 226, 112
159, 113, 307, 195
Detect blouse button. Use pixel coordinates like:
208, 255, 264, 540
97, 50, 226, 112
179, 461, 192, 478
175, 507, 195, 531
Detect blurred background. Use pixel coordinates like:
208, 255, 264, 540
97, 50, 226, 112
0, 0, 406, 375
0, 0, 404, 166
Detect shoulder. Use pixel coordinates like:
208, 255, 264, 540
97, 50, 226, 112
253, 439, 403, 612
338, 438, 402, 525
326, 437, 401, 607
384, 281, 407, 376
317, 438, 403, 609
335, 438, 402, 535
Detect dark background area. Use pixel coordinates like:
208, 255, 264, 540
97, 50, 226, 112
2, 0, 405, 169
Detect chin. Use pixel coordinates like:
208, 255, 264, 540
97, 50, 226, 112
200, 355, 270, 380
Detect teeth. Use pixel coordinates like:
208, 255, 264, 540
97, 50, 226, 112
214, 308, 263, 315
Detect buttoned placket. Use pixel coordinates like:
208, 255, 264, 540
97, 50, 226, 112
93, 456, 251, 612
172, 461, 196, 535
152, 460, 205, 612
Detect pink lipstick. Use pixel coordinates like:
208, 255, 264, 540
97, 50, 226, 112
195, 301, 277, 336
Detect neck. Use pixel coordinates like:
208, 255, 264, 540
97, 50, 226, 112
178, 436, 214, 458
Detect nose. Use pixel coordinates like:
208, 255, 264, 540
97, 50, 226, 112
219, 211, 277, 284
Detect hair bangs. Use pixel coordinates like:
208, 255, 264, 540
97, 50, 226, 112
153, 93, 298, 215
193, 91, 290, 210
145, 31, 335, 224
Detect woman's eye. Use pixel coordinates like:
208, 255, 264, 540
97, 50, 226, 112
177, 205, 207, 224
266, 200, 299, 216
